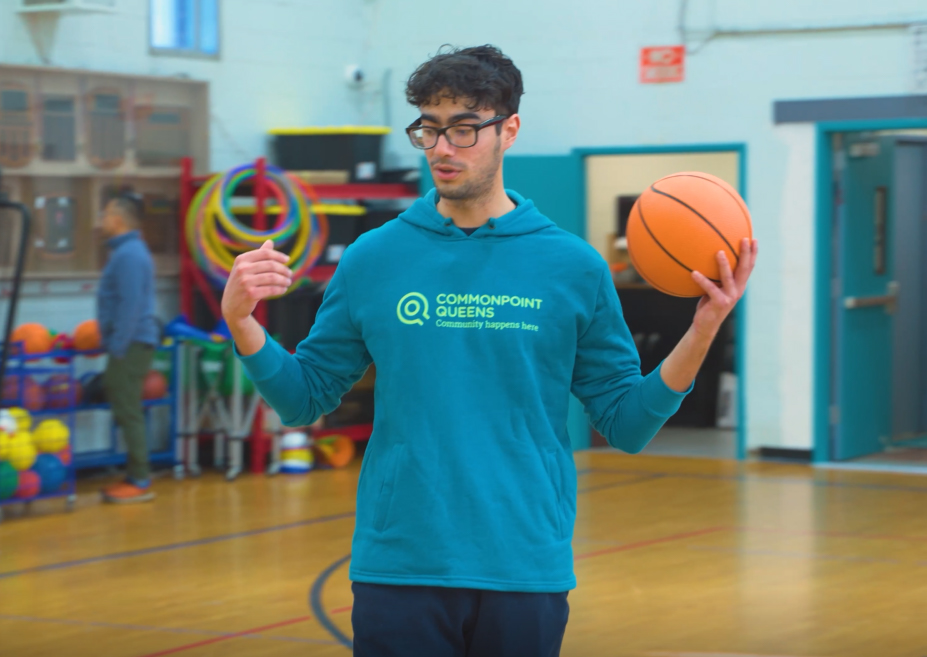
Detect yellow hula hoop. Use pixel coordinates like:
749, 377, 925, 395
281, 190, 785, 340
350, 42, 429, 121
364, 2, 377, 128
186, 163, 326, 292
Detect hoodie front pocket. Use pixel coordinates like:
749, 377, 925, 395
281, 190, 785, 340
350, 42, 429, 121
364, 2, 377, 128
373, 443, 406, 532
544, 450, 566, 540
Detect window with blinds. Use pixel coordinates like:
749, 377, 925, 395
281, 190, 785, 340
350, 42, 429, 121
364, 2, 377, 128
41, 96, 76, 161
0, 84, 34, 168
135, 106, 189, 166
87, 90, 125, 169
0, 180, 19, 271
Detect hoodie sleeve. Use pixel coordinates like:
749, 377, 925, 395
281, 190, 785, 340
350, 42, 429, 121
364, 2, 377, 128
571, 265, 692, 453
235, 254, 372, 427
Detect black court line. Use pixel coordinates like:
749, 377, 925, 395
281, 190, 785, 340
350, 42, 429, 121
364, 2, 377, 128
11, 462, 919, 650
308, 474, 663, 651
0, 471, 636, 581
0, 510, 356, 580
6, 463, 923, 582
309, 554, 353, 650
0, 614, 340, 646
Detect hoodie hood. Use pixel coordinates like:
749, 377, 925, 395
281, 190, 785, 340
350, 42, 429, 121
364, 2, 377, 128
400, 188, 555, 238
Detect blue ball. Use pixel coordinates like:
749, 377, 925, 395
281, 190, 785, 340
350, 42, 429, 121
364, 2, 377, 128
32, 453, 66, 495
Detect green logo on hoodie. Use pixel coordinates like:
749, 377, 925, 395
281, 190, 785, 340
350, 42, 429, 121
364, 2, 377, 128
397, 292, 430, 326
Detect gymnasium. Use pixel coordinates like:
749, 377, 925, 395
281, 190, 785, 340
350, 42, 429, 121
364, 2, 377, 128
1, 1, 926, 655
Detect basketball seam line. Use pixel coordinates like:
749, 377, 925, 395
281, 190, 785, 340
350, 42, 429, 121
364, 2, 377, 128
648, 183, 741, 268
657, 173, 752, 238
636, 200, 722, 286
627, 245, 684, 296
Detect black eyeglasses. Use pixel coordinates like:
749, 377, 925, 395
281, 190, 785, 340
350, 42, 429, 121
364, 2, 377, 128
406, 115, 509, 150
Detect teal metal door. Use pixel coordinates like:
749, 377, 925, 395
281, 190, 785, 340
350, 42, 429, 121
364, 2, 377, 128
834, 135, 898, 460
891, 141, 927, 445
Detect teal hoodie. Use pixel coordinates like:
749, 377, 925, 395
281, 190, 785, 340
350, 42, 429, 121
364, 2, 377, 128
237, 189, 690, 592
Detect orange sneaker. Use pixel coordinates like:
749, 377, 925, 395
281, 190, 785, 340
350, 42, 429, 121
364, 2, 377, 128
102, 481, 155, 504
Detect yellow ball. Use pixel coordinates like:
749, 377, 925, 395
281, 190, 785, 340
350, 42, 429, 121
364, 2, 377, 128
33, 419, 70, 453
8, 432, 37, 471
8, 407, 31, 432
0, 431, 10, 460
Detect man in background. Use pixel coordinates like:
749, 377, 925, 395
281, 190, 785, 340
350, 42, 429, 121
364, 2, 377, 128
96, 194, 160, 503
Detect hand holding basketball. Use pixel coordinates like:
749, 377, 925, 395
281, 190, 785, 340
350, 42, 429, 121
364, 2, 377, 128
691, 238, 758, 338
221, 240, 293, 324
626, 171, 758, 337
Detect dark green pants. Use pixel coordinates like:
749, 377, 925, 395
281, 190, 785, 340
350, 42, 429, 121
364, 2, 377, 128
104, 342, 155, 481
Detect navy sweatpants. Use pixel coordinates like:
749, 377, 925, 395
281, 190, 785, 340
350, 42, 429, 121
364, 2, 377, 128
351, 583, 570, 657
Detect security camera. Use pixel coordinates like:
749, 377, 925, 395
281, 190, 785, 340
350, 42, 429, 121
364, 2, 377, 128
345, 65, 365, 85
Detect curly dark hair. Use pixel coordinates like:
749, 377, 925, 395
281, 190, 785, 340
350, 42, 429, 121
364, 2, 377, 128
406, 45, 524, 117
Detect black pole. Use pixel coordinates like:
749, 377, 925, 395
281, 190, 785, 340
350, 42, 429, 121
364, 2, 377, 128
0, 165, 32, 389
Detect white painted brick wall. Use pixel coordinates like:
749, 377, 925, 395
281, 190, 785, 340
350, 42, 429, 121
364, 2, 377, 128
0, 0, 367, 170
0, 0, 366, 455
365, 0, 923, 451
2, 0, 924, 451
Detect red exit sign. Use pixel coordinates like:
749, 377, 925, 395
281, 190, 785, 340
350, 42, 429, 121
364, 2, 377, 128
639, 46, 685, 83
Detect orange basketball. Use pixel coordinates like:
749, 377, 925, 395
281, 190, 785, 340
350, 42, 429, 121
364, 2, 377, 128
317, 435, 356, 468
72, 320, 102, 352
627, 172, 752, 298
11, 323, 52, 354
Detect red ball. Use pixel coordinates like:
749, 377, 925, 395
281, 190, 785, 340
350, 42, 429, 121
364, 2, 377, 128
51, 334, 73, 364
3, 376, 46, 410
2, 375, 20, 403
142, 370, 168, 400
21, 377, 46, 412
57, 446, 72, 466
14, 470, 41, 499
44, 374, 82, 409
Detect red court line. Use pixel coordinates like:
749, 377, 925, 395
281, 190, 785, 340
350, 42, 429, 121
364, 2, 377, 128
138, 614, 312, 657
330, 606, 353, 614
574, 526, 727, 561
735, 526, 927, 543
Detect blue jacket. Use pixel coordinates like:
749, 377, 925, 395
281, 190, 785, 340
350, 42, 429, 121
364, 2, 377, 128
97, 231, 159, 357
237, 190, 691, 592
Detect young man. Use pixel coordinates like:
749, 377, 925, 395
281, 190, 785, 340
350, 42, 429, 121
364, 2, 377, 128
225, 46, 757, 656
97, 194, 160, 504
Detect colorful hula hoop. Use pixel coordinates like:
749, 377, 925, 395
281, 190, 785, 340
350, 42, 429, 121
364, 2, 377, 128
185, 163, 329, 294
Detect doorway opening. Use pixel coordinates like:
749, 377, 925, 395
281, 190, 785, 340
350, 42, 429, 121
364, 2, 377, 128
827, 130, 927, 469
580, 146, 747, 460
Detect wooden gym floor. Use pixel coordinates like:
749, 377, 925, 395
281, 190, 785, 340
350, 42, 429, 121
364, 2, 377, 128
1, 450, 926, 657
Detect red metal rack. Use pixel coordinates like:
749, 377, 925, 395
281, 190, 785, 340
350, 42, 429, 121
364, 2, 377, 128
178, 157, 418, 473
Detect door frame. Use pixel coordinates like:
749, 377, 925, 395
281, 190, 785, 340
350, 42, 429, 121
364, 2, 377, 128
812, 119, 927, 462
573, 143, 749, 459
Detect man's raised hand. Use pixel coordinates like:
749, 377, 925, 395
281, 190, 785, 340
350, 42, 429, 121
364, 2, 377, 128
221, 240, 292, 324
